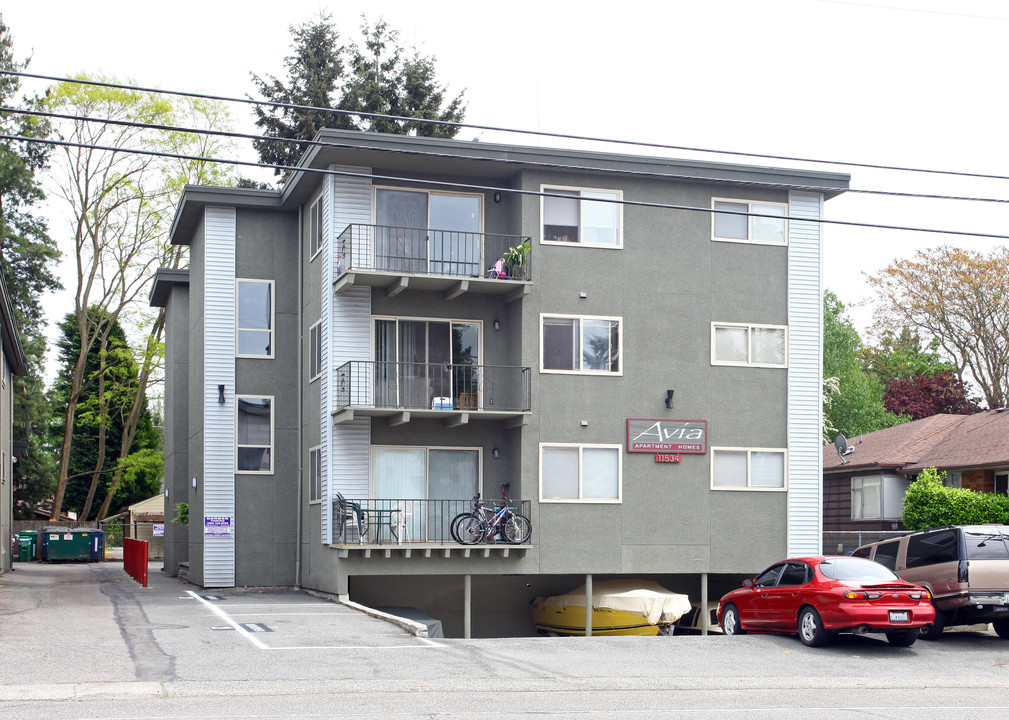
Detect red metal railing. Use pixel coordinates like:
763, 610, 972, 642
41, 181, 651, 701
123, 537, 149, 587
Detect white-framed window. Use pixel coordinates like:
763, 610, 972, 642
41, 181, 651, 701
540, 444, 621, 502
309, 320, 322, 382
711, 323, 787, 368
236, 279, 273, 358
541, 185, 622, 247
541, 314, 621, 374
309, 197, 322, 260
236, 395, 273, 473
712, 198, 788, 245
711, 448, 787, 491
309, 445, 321, 503
851, 476, 881, 520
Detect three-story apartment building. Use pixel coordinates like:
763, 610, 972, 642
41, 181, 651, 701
151, 129, 848, 636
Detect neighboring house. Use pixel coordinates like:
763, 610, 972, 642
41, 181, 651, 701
822, 411, 1009, 548
0, 269, 28, 574
151, 129, 848, 636
127, 493, 166, 560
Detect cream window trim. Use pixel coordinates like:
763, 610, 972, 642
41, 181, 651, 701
540, 184, 623, 249
711, 322, 788, 368
710, 447, 788, 491
711, 197, 789, 246
539, 442, 622, 503
540, 313, 623, 376
235, 279, 275, 359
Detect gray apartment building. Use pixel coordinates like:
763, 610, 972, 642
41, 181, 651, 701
151, 129, 848, 636
1, 269, 28, 573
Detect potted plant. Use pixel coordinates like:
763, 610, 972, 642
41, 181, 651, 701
503, 240, 530, 280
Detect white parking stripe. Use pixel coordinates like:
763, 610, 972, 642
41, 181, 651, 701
186, 591, 446, 651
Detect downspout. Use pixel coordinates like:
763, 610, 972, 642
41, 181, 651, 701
295, 207, 304, 589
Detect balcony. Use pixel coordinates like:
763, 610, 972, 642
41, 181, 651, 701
331, 497, 532, 558
335, 224, 532, 302
333, 361, 531, 426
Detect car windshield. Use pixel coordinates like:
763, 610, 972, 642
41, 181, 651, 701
818, 557, 898, 581
965, 528, 1009, 560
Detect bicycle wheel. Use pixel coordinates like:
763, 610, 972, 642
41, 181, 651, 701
456, 516, 486, 545
501, 513, 531, 544
449, 512, 473, 543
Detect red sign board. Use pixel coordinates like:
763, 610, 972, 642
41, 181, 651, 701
626, 418, 707, 454
654, 454, 681, 463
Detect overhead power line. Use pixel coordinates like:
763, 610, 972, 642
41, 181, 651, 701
7, 106, 1009, 207
7, 132, 1009, 242
5, 69, 1009, 184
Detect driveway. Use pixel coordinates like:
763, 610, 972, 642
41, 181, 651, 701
2, 561, 1009, 719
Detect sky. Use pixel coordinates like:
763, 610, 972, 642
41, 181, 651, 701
4, 0, 1009, 377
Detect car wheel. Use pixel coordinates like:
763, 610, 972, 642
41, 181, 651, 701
993, 618, 1009, 639
797, 606, 830, 647
920, 607, 947, 640
886, 629, 918, 647
721, 604, 746, 636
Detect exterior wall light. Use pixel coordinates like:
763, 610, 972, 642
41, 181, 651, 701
492, 447, 500, 459
665, 389, 675, 409
218, 384, 226, 404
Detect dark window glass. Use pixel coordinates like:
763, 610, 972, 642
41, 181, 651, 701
872, 541, 900, 571
851, 546, 872, 559
754, 564, 784, 587
905, 530, 960, 568
777, 562, 810, 586
964, 528, 1009, 560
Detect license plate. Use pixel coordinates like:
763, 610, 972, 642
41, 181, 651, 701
889, 611, 909, 623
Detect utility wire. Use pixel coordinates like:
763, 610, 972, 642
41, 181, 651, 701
9, 105, 1009, 206
6, 69, 1009, 184
9, 132, 1009, 242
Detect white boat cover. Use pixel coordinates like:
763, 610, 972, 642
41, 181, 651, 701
533, 579, 692, 625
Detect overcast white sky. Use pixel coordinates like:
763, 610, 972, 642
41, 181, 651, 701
5, 0, 1009, 375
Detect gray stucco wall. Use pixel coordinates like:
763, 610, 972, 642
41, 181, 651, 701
233, 209, 300, 587
163, 282, 189, 576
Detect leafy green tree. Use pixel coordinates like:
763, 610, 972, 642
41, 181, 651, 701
867, 246, 1009, 409
862, 328, 953, 383
823, 290, 906, 442
0, 16, 62, 514
51, 310, 161, 520
250, 14, 465, 177
44, 77, 235, 520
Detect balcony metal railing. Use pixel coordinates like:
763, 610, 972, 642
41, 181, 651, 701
337, 224, 532, 281
332, 497, 532, 545
335, 361, 531, 412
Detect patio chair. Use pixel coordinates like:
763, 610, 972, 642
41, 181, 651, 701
390, 501, 413, 545
335, 492, 368, 543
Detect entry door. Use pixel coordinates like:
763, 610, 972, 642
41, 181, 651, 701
376, 190, 428, 273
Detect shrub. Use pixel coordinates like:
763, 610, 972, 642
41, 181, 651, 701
902, 467, 1009, 530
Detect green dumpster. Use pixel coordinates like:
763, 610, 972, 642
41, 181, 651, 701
42, 527, 95, 562
17, 530, 38, 561
18, 536, 31, 562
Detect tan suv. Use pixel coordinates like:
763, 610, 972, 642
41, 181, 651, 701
853, 525, 1009, 640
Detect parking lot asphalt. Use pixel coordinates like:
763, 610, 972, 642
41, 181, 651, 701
3, 560, 1009, 720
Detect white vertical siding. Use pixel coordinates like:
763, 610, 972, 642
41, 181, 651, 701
321, 167, 373, 543
203, 206, 236, 586
787, 191, 824, 556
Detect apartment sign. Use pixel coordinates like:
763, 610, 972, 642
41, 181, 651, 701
626, 419, 707, 454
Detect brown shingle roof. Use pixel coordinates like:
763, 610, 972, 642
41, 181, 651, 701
822, 413, 969, 474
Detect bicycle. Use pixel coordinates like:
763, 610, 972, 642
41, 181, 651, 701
452, 483, 531, 545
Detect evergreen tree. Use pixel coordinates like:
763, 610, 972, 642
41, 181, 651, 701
0, 16, 62, 515
51, 310, 162, 521
250, 14, 466, 178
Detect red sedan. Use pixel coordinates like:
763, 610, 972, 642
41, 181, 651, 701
718, 556, 935, 647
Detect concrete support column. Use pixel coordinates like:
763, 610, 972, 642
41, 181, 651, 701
464, 574, 472, 639
585, 574, 593, 637
701, 572, 709, 636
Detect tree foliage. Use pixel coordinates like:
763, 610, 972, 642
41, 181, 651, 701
51, 309, 161, 520
823, 290, 906, 442
902, 467, 1009, 530
884, 370, 981, 420
250, 14, 466, 176
44, 77, 235, 520
0, 17, 63, 516
867, 245, 1009, 409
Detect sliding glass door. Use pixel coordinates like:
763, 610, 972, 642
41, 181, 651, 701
375, 189, 481, 276
374, 318, 480, 409
373, 447, 480, 540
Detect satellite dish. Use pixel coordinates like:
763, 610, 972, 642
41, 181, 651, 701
834, 433, 855, 464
